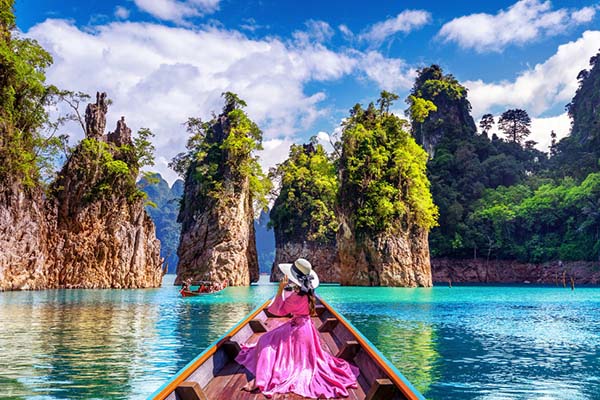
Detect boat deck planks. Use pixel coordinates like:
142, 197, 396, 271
153, 297, 423, 400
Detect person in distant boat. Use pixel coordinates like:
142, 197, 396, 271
181, 278, 192, 292
235, 258, 359, 398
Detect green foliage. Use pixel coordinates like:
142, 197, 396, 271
553, 48, 600, 179
69, 138, 140, 203
407, 95, 437, 124
469, 174, 600, 262
0, 2, 56, 188
133, 127, 156, 168
498, 109, 531, 144
408, 65, 549, 258
172, 92, 271, 215
339, 92, 438, 237
270, 142, 338, 243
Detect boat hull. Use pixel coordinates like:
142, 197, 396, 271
149, 297, 424, 400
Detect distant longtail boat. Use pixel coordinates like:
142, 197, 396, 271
149, 296, 424, 400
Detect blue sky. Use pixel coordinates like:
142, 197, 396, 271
15, 0, 600, 184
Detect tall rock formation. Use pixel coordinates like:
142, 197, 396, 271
175, 93, 267, 286
48, 93, 163, 288
337, 97, 438, 287
0, 4, 52, 290
269, 143, 339, 282
0, 186, 51, 290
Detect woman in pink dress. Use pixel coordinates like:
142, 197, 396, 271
235, 258, 359, 399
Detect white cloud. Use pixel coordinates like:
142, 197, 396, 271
114, 6, 130, 20
338, 24, 353, 40
133, 0, 220, 24
360, 10, 431, 45
293, 20, 334, 44
465, 30, 600, 117
27, 19, 358, 184
258, 138, 295, 173
439, 0, 597, 52
530, 112, 571, 151
357, 51, 417, 91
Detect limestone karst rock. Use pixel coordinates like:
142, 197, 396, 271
268, 143, 339, 283
336, 96, 437, 287
0, 92, 163, 290
175, 95, 261, 286
0, 185, 51, 290
48, 93, 163, 288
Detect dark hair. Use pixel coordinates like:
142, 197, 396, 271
295, 276, 317, 317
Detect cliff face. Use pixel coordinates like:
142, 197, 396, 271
175, 103, 259, 286
432, 258, 600, 285
0, 186, 50, 290
270, 241, 339, 283
337, 215, 432, 287
48, 93, 163, 289
0, 92, 163, 290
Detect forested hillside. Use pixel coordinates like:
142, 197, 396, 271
413, 56, 600, 263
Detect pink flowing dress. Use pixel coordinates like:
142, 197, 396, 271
235, 290, 359, 398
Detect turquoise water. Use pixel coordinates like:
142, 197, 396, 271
1, 276, 599, 399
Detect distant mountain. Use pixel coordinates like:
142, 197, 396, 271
254, 210, 275, 274
138, 173, 183, 274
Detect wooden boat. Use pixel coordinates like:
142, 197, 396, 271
150, 296, 424, 400
180, 281, 227, 297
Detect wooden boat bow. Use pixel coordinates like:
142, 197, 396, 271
149, 297, 424, 400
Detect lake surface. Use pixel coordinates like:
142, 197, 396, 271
1, 276, 599, 399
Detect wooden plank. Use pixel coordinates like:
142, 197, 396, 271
152, 299, 272, 400
318, 318, 339, 333
202, 361, 245, 398
175, 381, 207, 400
315, 304, 326, 317
222, 340, 241, 360
249, 319, 268, 333
354, 349, 385, 387
365, 378, 399, 400
337, 340, 361, 361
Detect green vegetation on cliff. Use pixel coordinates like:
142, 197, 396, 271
171, 92, 271, 217
338, 92, 438, 238
269, 141, 338, 243
409, 65, 546, 259
0, 0, 57, 188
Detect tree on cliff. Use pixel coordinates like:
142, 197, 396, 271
269, 141, 338, 244
0, 0, 57, 188
551, 48, 600, 180
498, 109, 531, 145
172, 92, 270, 285
407, 65, 546, 259
171, 92, 270, 218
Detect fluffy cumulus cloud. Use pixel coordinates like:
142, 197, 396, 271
359, 10, 431, 45
439, 0, 598, 52
357, 50, 417, 91
464, 30, 600, 118
133, 0, 221, 24
27, 19, 360, 183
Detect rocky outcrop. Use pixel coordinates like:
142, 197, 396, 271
270, 241, 339, 283
337, 215, 432, 286
0, 186, 51, 290
432, 258, 600, 285
175, 103, 259, 286
0, 92, 163, 290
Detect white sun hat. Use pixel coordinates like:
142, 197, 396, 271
278, 258, 320, 289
